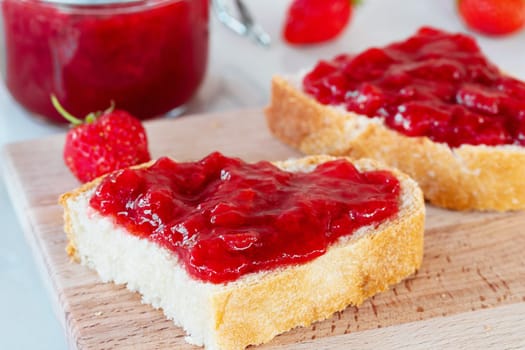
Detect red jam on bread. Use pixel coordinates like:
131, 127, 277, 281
90, 152, 400, 283
303, 27, 525, 148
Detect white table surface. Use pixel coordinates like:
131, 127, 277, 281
1, 1, 524, 349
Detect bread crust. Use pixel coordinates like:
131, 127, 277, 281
60, 161, 156, 259
266, 76, 525, 211
60, 179, 101, 260
60, 155, 424, 350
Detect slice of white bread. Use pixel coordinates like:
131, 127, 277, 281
59, 155, 424, 350
266, 76, 525, 211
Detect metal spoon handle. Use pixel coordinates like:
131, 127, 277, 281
212, 0, 271, 47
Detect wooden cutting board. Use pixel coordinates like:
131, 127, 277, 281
2, 109, 525, 350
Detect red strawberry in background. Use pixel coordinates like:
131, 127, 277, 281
283, 0, 357, 45
458, 0, 525, 36
52, 95, 151, 183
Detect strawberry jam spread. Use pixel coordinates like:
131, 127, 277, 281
303, 27, 525, 148
90, 152, 401, 283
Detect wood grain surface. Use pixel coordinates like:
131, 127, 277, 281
2, 109, 525, 350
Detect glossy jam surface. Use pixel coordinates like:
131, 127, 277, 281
303, 27, 525, 148
90, 153, 401, 283
2, 0, 208, 123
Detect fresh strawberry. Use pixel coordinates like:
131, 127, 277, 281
52, 95, 151, 183
283, 0, 356, 44
458, 0, 525, 36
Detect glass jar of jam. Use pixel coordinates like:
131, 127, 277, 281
1, 0, 209, 123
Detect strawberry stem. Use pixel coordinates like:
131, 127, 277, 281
85, 113, 96, 124
84, 100, 114, 123
51, 94, 83, 126
105, 100, 116, 115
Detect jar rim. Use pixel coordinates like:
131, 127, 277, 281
41, 0, 139, 4
37, 0, 177, 6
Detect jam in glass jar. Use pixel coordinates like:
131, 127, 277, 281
1, 0, 209, 123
